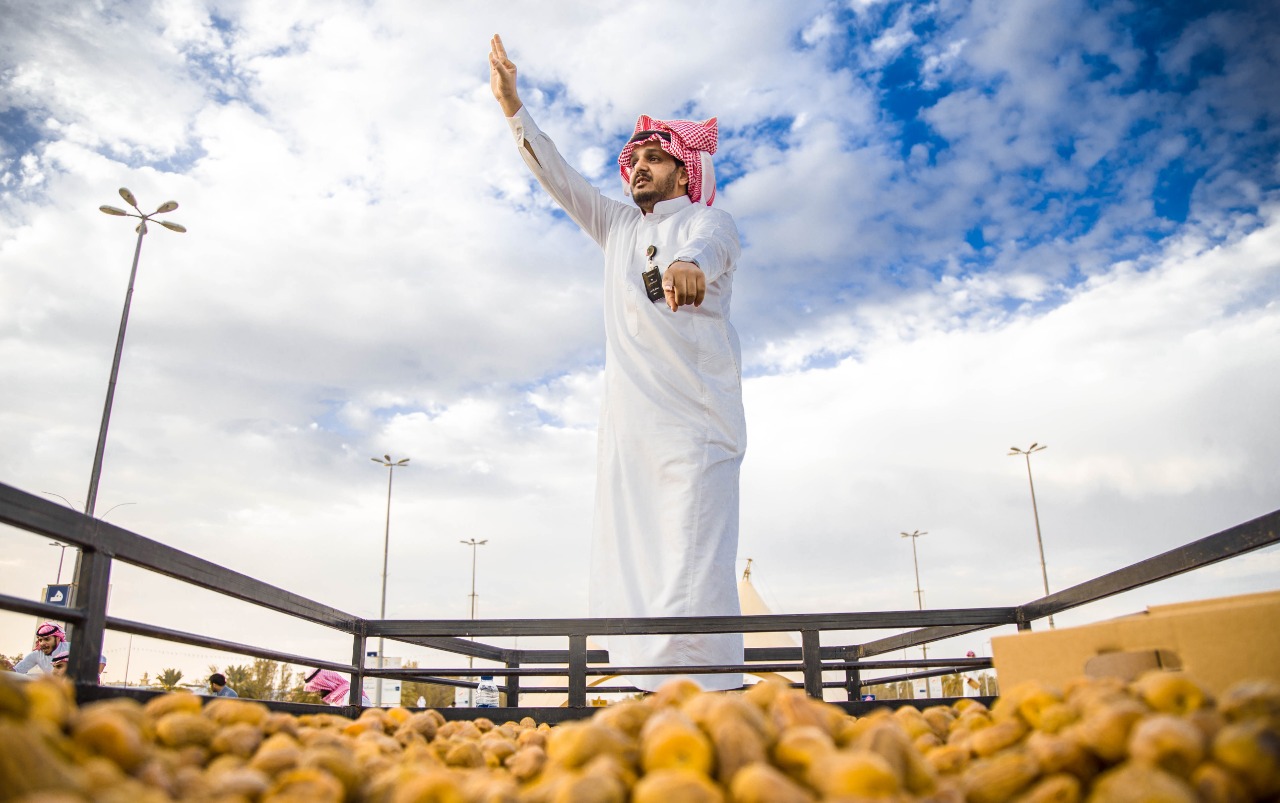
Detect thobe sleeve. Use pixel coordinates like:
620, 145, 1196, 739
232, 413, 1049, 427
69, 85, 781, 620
506, 106, 626, 249
672, 207, 741, 284
11, 651, 42, 674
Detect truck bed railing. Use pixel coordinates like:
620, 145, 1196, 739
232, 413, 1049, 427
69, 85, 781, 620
2, 481, 1275, 720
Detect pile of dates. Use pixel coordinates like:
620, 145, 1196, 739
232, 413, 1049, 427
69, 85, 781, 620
1, 668, 1277, 802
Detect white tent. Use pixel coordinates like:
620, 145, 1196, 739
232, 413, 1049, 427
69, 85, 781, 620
737, 559, 803, 686
507, 560, 799, 707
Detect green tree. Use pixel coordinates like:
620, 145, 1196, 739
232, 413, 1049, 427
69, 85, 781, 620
157, 668, 184, 691
941, 673, 963, 697
215, 660, 280, 700
209, 659, 315, 701
222, 664, 253, 696
279, 668, 325, 704
979, 671, 998, 696
248, 658, 283, 700
400, 661, 457, 709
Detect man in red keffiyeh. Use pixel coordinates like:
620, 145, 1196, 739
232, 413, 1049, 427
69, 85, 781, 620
304, 668, 372, 707
5, 621, 65, 675
490, 35, 746, 692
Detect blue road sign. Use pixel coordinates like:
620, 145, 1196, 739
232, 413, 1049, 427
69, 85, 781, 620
43, 584, 72, 606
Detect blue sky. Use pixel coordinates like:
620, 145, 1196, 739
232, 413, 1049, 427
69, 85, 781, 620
1, 0, 1277, 691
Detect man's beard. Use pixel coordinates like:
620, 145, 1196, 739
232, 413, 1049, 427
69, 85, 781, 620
631, 170, 679, 209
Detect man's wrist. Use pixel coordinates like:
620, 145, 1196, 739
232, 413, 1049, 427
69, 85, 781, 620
670, 257, 701, 269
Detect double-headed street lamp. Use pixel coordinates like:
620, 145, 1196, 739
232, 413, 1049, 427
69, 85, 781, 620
371, 455, 409, 706
41, 492, 135, 583
1008, 443, 1054, 628
460, 538, 488, 690
461, 538, 488, 622
900, 530, 930, 671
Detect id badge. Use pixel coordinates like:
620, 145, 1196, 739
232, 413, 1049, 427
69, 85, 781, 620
643, 245, 665, 303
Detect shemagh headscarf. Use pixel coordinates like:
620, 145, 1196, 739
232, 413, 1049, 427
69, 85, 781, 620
617, 115, 719, 206
36, 622, 66, 645
304, 669, 354, 705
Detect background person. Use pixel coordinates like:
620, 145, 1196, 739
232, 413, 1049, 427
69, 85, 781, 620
8, 621, 66, 675
46, 641, 107, 683
303, 668, 372, 706
208, 672, 238, 697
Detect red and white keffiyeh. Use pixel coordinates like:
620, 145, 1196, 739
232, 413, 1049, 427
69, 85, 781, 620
304, 669, 353, 705
36, 621, 66, 644
617, 115, 719, 206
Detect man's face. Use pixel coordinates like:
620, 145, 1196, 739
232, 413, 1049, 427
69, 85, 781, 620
629, 143, 688, 212
51, 662, 67, 678
36, 634, 58, 654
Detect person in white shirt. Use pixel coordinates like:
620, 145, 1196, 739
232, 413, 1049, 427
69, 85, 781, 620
489, 35, 746, 691
8, 621, 65, 675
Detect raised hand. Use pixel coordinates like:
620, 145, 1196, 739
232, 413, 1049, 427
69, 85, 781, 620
489, 34, 522, 117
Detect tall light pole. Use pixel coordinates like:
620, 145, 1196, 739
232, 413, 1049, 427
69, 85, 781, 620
1009, 443, 1054, 628
88, 189, 185, 519
900, 530, 930, 687
460, 538, 488, 687
72, 189, 184, 604
461, 538, 488, 622
370, 455, 409, 706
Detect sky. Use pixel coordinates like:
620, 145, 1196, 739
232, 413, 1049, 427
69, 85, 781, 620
1, 0, 1278, 695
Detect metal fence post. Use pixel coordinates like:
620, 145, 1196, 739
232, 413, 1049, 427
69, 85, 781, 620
568, 634, 587, 707
69, 544, 112, 693
350, 621, 368, 709
506, 658, 521, 708
801, 629, 823, 699
844, 666, 862, 701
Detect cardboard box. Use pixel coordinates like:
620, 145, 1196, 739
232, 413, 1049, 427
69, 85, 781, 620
991, 589, 1280, 696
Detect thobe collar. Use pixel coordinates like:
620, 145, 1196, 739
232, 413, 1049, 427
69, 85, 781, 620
643, 195, 695, 219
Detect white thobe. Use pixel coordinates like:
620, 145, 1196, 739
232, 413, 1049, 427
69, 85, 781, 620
10, 649, 53, 675
508, 108, 746, 691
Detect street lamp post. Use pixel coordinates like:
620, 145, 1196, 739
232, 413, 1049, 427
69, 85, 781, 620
900, 529, 930, 696
72, 189, 184, 603
370, 455, 410, 706
49, 542, 68, 584
900, 530, 928, 612
88, 189, 185, 519
461, 538, 488, 622
1008, 443, 1054, 629
460, 537, 488, 702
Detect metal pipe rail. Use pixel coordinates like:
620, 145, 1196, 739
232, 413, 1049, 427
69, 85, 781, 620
2, 481, 1276, 715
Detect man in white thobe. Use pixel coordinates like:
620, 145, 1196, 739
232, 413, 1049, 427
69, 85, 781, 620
490, 35, 746, 691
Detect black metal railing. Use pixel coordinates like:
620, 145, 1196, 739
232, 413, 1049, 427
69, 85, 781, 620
2, 481, 1276, 720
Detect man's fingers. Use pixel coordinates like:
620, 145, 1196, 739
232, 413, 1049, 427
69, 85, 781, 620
490, 35, 514, 75
660, 263, 708, 312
